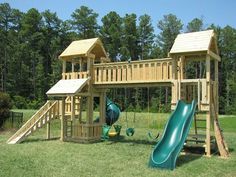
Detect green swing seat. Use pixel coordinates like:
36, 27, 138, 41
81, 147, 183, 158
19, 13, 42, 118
126, 127, 135, 136
101, 124, 122, 140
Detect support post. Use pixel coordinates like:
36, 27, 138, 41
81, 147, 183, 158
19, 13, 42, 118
100, 91, 106, 124
47, 122, 50, 139
86, 54, 95, 138
61, 97, 66, 141
214, 60, 219, 113
72, 62, 75, 72
46, 106, 51, 140
79, 97, 83, 123
71, 96, 75, 121
62, 61, 66, 73
205, 55, 211, 156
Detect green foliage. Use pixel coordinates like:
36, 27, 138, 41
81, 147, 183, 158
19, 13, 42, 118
157, 14, 183, 56
71, 6, 98, 39
0, 3, 235, 115
0, 92, 12, 127
100, 11, 122, 61
13, 95, 27, 109
186, 18, 204, 32
121, 13, 139, 60
138, 14, 155, 59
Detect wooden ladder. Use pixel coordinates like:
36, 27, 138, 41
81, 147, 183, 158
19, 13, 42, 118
187, 113, 214, 145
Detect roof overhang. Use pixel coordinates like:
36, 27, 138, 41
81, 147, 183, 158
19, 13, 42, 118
59, 38, 108, 61
169, 30, 221, 61
46, 78, 90, 97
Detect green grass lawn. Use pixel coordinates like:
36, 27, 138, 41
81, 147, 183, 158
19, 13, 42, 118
0, 110, 236, 177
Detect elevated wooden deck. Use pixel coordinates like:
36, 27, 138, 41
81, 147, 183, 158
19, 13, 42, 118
62, 58, 174, 88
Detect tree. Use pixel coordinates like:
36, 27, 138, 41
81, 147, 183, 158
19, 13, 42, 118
100, 11, 122, 61
121, 13, 138, 61
218, 25, 236, 113
41, 10, 63, 98
138, 14, 155, 59
186, 18, 204, 32
0, 92, 12, 127
157, 14, 183, 56
157, 14, 183, 107
71, 6, 98, 39
20, 8, 44, 99
0, 3, 21, 92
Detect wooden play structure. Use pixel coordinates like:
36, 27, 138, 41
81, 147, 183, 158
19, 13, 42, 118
7, 30, 229, 158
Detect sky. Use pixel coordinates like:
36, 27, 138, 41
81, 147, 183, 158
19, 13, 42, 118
2, 0, 236, 33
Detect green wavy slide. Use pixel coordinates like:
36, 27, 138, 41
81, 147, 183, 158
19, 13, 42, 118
149, 100, 196, 170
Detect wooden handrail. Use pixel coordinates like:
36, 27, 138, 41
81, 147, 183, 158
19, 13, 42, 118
61, 58, 174, 84
7, 100, 58, 143
93, 58, 173, 66
94, 58, 174, 83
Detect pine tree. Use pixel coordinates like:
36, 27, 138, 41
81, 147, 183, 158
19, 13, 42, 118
100, 11, 122, 61
157, 14, 183, 56
138, 14, 155, 60
121, 14, 138, 61
71, 6, 98, 39
186, 18, 204, 32
157, 14, 183, 108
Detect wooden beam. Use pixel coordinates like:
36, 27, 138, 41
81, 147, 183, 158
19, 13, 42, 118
62, 61, 66, 74
71, 62, 75, 72
47, 122, 50, 139
214, 60, 219, 113
100, 92, 106, 124
94, 81, 172, 89
207, 50, 221, 61
61, 98, 66, 141
71, 96, 75, 121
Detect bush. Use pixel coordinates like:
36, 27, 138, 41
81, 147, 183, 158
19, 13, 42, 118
0, 92, 12, 128
13, 95, 27, 109
27, 99, 44, 109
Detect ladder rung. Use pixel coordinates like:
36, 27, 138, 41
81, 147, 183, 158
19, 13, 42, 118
186, 139, 206, 143
196, 126, 206, 129
195, 119, 206, 121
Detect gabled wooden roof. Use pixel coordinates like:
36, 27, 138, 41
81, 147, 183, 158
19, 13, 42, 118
59, 38, 108, 60
169, 30, 220, 60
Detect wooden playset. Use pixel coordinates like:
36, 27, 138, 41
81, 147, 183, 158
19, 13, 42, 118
7, 30, 229, 158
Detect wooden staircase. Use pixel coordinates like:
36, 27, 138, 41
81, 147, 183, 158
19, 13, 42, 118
7, 100, 59, 144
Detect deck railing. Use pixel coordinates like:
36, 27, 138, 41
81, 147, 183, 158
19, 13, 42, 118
93, 58, 174, 84
61, 58, 174, 84
62, 71, 88, 80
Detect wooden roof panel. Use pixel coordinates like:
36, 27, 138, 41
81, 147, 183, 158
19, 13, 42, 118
59, 38, 107, 60
46, 78, 89, 96
170, 30, 214, 54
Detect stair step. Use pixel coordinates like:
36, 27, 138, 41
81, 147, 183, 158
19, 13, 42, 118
186, 139, 206, 143
187, 134, 215, 143
196, 126, 206, 129
195, 119, 206, 121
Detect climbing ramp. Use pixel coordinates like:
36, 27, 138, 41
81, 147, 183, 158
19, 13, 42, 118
7, 101, 59, 144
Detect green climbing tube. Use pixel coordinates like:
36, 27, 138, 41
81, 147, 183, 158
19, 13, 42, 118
105, 98, 120, 126
148, 100, 196, 170
94, 97, 120, 125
